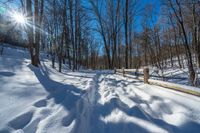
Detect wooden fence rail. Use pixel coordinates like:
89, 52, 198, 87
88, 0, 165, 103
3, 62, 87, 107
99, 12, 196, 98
114, 67, 200, 97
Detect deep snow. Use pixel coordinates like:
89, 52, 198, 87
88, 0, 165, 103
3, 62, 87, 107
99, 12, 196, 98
0, 47, 200, 133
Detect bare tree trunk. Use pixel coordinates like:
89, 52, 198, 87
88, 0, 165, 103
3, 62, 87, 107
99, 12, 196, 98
58, 0, 67, 72
125, 0, 129, 68
26, 0, 35, 66
39, 0, 44, 51
69, 0, 75, 71
32, 0, 40, 67
51, 0, 56, 69
129, 20, 133, 68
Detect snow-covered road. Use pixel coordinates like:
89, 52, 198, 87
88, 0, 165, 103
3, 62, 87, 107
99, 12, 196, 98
1, 49, 200, 133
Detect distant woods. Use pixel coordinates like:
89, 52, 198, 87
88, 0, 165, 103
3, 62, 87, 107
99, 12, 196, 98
0, 0, 199, 85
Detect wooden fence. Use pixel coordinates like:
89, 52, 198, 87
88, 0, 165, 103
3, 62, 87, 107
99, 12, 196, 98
114, 67, 200, 97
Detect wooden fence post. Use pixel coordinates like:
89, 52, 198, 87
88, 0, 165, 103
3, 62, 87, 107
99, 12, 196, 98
122, 67, 125, 77
143, 67, 149, 84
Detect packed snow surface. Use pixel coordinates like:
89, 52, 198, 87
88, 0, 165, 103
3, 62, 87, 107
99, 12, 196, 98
0, 47, 200, 133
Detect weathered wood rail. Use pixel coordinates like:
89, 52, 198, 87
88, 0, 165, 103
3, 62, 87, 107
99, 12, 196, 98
114, 67, 200, 97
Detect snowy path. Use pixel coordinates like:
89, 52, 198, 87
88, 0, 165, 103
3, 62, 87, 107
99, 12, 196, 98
1, 52, 200, 133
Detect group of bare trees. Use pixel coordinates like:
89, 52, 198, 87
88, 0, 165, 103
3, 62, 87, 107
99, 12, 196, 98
89, 0, 140, 69
21, 0, 95, 72
44, 0, 99, 72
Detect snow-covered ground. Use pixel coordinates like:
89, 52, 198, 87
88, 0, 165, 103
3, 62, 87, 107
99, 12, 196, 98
0, 47, 200, 133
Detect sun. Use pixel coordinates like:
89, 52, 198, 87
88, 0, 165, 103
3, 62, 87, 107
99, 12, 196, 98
12, 12, 26, 25
13, 13, 26, 24
10, 11, 29, 29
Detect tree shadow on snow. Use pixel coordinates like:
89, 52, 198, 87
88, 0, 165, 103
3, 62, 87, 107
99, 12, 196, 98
29, 64, 86, 111
89, 97, 180, 133
0, 71, 15, 77
89, 80, 200, 133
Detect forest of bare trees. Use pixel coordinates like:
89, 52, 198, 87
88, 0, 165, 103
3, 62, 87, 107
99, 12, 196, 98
0, 0, 200, 86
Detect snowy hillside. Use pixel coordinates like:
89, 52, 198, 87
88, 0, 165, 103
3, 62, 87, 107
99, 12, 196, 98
0, 47, 200, 133
148, 68, 200, 87
126, 57, 200, 86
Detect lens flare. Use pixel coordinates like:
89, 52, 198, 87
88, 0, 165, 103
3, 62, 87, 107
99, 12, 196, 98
12, 12, 26, 25
13, 13, 26, 24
